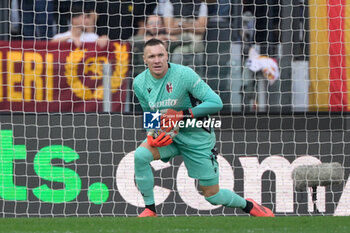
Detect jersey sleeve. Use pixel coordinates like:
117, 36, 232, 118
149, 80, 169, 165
133, 78, 151, 112
183, 67, 223, 117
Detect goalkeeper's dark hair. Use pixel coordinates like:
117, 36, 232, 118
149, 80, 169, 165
144, 38, 166, 50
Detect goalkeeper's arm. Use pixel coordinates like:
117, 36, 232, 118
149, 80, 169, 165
161, 89, 223, 126
188, 89, 223, 119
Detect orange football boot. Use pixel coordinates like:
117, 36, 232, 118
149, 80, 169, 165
246, 198, 275, 217
138, 208, 157, 217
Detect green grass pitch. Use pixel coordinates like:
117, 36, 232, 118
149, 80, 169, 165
0, 216, 349, 233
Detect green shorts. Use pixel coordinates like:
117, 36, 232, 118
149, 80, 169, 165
144, 137, 219, 182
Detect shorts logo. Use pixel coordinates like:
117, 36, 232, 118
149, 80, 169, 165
166, 82, 173, 93
143, 111, 161, 129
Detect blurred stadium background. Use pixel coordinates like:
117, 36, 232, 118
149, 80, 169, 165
0, 0, 349, 223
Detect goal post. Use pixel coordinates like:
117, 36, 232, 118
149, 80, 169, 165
0, 0, 349, 217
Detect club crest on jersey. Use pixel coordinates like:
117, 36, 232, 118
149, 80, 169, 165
166, 82, 173, 93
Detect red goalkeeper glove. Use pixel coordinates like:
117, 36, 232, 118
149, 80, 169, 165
147, 131, 173, 147
161, 109, 193, 131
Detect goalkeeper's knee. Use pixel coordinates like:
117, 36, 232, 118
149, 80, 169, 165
134, 146, 154, 167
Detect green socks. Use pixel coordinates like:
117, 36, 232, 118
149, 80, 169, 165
134, 146, 155, 205
205, 189, 247, 209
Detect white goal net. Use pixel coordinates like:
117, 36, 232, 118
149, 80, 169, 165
0, 0, 349, 217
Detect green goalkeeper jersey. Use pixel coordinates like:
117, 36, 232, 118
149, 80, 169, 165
133, 63, 223, 148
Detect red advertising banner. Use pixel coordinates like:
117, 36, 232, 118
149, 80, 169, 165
0, 41, 129, 112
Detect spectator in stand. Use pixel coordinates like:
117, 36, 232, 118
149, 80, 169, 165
83, 4, 98, 35
161, 0, 208, 73
52, 3, 107, 48
144, 15, 177, 47
152, 0, 167, 16
242, 11, 255, 43
95, 0, 157, 40
83, 3, 109, 48
205, 0, 236, 111
243, 0, 280, 56
10, 0, 21, 37
18, 0, 55, 40
144, 15, 169, 42
52, 4, 95, 47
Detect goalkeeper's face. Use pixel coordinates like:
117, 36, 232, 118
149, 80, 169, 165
143, 44, 169, 79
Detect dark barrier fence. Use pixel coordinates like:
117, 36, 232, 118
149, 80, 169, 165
0, 113, 349, 216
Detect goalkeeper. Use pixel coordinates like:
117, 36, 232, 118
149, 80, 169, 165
133, 38, 274, 217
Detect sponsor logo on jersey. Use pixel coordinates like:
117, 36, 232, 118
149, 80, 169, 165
166, 82, 173, 93
148, 98, 177, 110
143, 111, 161, 129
